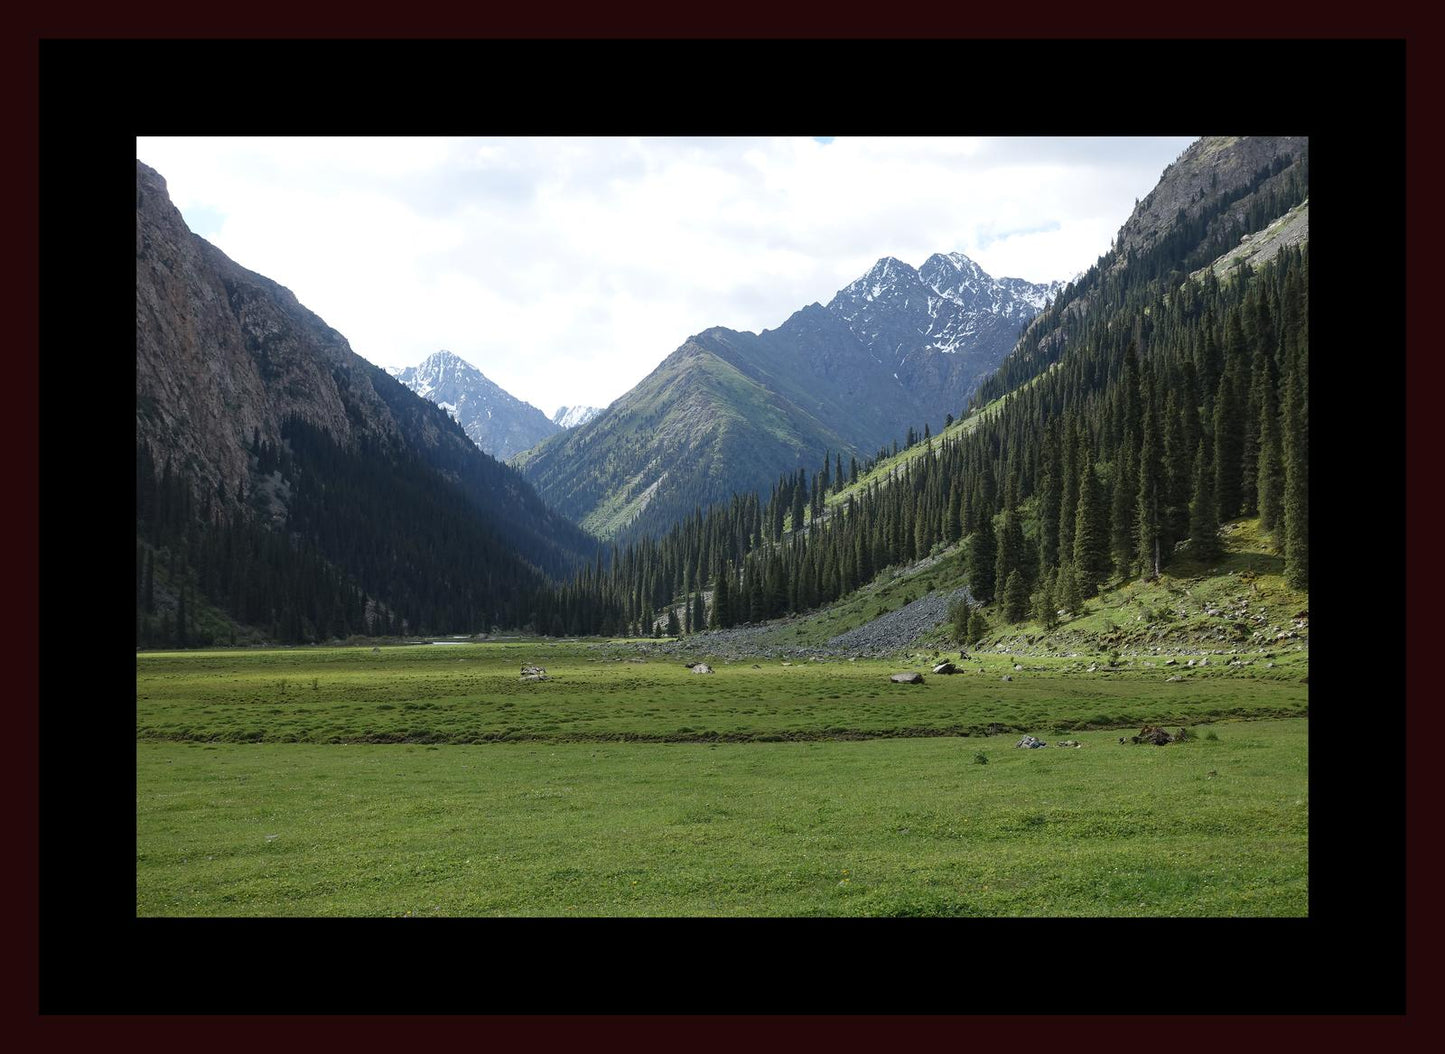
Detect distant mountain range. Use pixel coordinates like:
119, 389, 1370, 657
514, 251, 1065, 541
386, 352, 605, 459
388, 351, 560, 461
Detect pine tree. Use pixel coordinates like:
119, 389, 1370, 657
1037, 424, 1062, 572
1212, 357, 1246, 522
1190, 440, 1220, 563
1032, 574, 1058, 630
994, 508, 1023, 605
967, 606, 990, 646
1281, 338, 1309, 588
1257, 367, 1285, 535
1072, 455, 1107, 598
709, 565, 730, 629
1110, 433, 1137, 578
1239, 343, 1270, 516
1002, 569, 1029, 624
1056, 559, 1081, 617
944, 483, 962, 546
967, 517, 998, 604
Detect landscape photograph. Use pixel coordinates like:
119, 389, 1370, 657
133, 131, 1314, 928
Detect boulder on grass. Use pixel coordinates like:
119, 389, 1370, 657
890, 672, 925, 685
932, 662, 958, 675
1016, 735, 1047, 749
690, 663, 714, 674
1130, 724, 1178, 745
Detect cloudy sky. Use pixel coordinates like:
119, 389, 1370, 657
135, 136, 1197, 415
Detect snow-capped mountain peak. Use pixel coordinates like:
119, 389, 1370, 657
821, 250, 1063, 423
553, 405, 602, 429
390, 350, 560, 460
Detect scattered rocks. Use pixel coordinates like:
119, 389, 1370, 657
1130, 724, 1190, 746
825, 587, 973, 655
890, 671, 925, 685
520, 664, 549, 682
1016, 735, 1048, 749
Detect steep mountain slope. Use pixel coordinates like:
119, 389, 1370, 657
518, 252, 1058, 541
136, 159, 595, 643
980, 135, 1309, 406
513, 302, 921, 540
389, 350, 561, 460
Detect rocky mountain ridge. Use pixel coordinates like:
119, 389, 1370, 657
517, 250, 1061, 540
388, 350, 561, 460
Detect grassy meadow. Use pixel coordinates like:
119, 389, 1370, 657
136, 640, 1308, 916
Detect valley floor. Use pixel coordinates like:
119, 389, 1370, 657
136, 640, 1307, 917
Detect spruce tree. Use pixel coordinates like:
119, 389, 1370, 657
1036, 426, 1062, 573
1003, 569, 1029, 624
1162, 389, 1193, 552
1281, 339, 1309, 588
1058, 416, 1080, 559
968, 518, 998, 604
1212, 360, 1245, 522
994, 508, 1022, 605
1239, 343, 1270, 516
944, 483, 962, 546
1056, 559, 1081, 617
1032, 575, 1058, 630
1072, 456, 1108, 598
1257, 368, 1285, 536
1111, 433, 1137, 578
967, 606, 990, 646
1190, 440, 1220, 563
709, 566, 730, 629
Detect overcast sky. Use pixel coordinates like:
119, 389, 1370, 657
136, 136, 1197, 415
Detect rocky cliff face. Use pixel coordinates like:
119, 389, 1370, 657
137, 160, 414, 517
1113, 135, 1308, 263
135, 158, 593, 576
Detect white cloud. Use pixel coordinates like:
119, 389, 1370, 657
136, 135, 1197, 411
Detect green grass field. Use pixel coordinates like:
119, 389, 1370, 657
136, 641, 1307, 916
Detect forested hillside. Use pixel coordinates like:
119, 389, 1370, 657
135, 160, 596, 647
523, 137, 1309, 639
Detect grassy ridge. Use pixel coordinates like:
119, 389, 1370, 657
137, 718, 1306, 917
136, 641, 1306, 745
